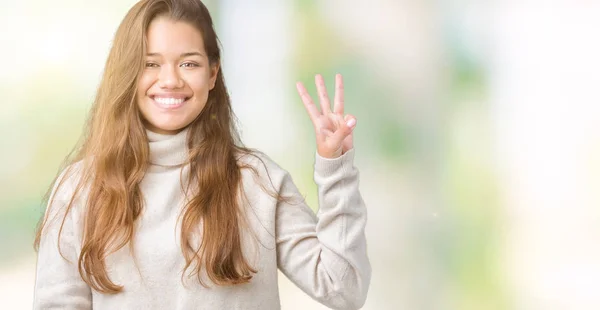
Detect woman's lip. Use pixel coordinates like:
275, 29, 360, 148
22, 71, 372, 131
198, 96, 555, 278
150, 94, 190, 99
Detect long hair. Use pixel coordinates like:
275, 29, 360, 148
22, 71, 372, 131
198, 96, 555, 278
34, 0, 288, 294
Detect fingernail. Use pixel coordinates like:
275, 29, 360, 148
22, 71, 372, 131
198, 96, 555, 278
346, 118, 356, 128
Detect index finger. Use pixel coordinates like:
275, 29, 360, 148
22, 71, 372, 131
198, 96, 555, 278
296, 82, 321, 125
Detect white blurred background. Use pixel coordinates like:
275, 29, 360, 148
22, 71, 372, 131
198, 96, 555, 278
1, 0, 599, 309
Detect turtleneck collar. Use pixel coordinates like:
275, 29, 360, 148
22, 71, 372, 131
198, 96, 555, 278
147, 127, 190, 167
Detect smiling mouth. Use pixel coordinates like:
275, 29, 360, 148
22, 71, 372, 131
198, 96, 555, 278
151, 96, 190, 109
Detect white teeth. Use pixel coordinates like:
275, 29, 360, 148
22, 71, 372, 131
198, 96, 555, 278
154, 97, 185, 105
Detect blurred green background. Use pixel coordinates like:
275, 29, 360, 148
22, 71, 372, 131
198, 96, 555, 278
2, 1, 600, 309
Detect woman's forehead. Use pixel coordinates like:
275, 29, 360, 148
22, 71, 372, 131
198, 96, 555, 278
146, 16, 206, 55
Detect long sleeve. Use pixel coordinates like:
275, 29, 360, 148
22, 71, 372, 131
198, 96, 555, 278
33, 170, 92, 309
276, 148, 371, 310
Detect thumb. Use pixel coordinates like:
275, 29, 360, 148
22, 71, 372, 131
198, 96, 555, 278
344, 115, 357, 129
331, 117, 356, 145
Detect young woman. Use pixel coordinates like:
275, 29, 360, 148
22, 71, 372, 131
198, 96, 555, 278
33, 0, 370, 309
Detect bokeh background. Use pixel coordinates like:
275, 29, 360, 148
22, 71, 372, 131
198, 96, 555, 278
1, 0, 600, 309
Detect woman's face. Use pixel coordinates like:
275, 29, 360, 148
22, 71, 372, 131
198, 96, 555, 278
137, 16, 218, 135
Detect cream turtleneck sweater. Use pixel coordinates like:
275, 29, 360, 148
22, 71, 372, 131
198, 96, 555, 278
33, 128, 371, 310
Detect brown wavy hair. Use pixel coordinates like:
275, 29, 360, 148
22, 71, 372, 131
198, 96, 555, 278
34, 0, 288, 294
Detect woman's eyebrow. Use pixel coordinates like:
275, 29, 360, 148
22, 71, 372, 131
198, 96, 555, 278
145, 52, 205, 57
180, 52, 204, 57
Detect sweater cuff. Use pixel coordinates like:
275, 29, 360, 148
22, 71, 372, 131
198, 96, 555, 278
314, 148, 356, 176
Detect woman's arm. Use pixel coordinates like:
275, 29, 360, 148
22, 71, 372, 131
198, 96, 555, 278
276, 148, 371, 310
33, 171, 92, 309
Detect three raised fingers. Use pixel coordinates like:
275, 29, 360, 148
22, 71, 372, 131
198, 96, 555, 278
296, 73, 347, 127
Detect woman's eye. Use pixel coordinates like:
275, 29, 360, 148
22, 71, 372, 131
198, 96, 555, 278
145, 62, 159, 68
181, 62, 199, 68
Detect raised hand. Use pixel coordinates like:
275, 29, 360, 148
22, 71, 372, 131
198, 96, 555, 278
296, 74, 356, 159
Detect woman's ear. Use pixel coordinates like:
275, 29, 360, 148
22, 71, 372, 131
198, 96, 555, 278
209, 62, 220, 90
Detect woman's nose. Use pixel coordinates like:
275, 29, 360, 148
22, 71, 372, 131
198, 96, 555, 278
158, 65, 184, 89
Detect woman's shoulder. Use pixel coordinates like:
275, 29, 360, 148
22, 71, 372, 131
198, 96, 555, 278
236, 148, 291, 190
237, 149, 287, 175
50, 158, 93, 203
42, 158, 93, 228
